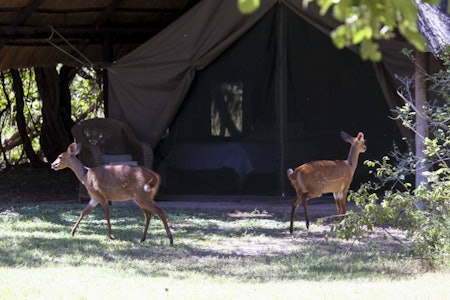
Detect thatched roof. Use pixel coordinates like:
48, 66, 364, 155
0, 1, 449, 71
0, 0, 200, 70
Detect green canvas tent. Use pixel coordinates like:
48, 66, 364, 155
106, 0, 442, 195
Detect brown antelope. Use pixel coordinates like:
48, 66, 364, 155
287, 131, 366, 233
51, 142, 173, 245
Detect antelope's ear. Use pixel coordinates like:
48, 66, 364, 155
75, 143, 82, 154
67, 142, 81, 156
357, 132, 364, 141
340, 131, 352, 143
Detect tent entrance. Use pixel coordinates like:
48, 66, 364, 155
153, 4, 403, 196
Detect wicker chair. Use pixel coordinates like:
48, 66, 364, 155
71, 118, 154, 201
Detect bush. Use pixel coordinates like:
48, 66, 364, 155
332, 53, 450, 269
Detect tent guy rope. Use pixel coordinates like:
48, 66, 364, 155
43, 25, 95, 68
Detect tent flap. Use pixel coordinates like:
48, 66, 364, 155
108, 0, 277, 147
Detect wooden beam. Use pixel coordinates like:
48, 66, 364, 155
12, 0, 45, 26
0, 0, 45, 48
0, 25, 162, 39
95, 0, 123, 29
0, 6, 182, 15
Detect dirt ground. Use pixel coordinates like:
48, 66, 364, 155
0, 165, 79, 203
155, 194, 348, 220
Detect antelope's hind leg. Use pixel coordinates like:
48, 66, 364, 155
137, 198, 173, 246
333, 189, 348, 221
139, 207, 152, 242
290, 194, 309, 234
98, 200, 114, 239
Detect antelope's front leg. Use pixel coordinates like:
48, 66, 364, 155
71, 199, 98, 236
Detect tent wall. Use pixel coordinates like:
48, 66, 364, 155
108, 0, 412, 195
153, 4, 403, 195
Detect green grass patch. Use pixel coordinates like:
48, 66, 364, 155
0, 202, 448, 299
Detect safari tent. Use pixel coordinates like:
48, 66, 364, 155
1, 0, 448, 196
107, 0, 417, 195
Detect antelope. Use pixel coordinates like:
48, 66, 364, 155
287, 131, 366, 234
51, 142, 173, 245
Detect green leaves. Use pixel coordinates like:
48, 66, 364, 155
331, 25, 348, 49
398, 22, 427, 52
316, 0, 335, 16
423, 137, 440, 157
310, 0, 440, 61
361, 39, 382, 61
331, 52, 450, 268
237, 0, 260, 14
353, 25, 373, 44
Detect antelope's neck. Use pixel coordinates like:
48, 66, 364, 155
346, 145, 360, 171
70, 158, 89, 184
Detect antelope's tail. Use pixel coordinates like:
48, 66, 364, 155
144, 173, 161, 193
286, 168, 295, 180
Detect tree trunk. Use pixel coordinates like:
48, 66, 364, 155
212, 86, 241, 137
414, 51, 429, 188
0, 72, 11, 166
0, 72, 12, 166
35, 66, 71, 163
10, 69, 45, 167
58, 65, 76, 140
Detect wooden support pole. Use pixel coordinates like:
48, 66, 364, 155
414, 51, 429, 188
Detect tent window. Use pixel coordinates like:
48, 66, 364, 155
211, 82, 243, 137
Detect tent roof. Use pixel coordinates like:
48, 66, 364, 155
0, 0, 201, 70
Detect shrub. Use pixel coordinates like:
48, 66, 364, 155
333, 53, 450, 269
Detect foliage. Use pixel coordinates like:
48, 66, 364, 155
211, 82, 243, 137
69, 67, 104, 122
0, 69, 42, 164
332, 53, 450, 269
0, 66, 103, 167
237, 0, 260, 14
305, 0, 443, 61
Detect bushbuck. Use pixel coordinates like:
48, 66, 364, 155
51, 142, 173, 245
287, 131, 366, 233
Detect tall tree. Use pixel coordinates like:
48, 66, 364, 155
10, 69, 44, 167
58, 65, 76, 140
0, 72, 12, 165
35, 66, 72, 163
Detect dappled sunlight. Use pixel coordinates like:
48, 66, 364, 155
0, 202, 428, 282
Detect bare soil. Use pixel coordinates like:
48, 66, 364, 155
0, 165, 78, 203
